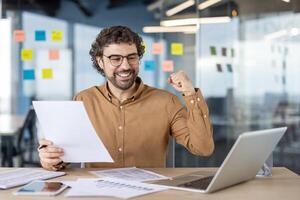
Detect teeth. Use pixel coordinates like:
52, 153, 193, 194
117, 72, 131, 77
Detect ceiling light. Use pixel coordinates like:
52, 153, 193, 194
264, 30, 288, 40
166, 0, 195, 17
143, 26, 197, 33
198, 0, 222, 10
281, 0, 290, 3
160, 16, 231, 27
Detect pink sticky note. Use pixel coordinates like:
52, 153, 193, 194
13, 30, 25, 42
152, 43, 163, 55
49, 49, 60, 60
162, 60, 174, 72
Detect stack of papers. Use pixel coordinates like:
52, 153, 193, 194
65, 178, 168, 199
90, 167, 170, 182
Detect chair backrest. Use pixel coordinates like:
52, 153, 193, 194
17, 107, 40, 166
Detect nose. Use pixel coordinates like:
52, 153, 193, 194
119, 57, 131, 70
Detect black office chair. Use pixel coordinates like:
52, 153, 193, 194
16, 107, 41, 167
1, 108, 38, 167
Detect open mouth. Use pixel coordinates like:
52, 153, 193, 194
115, 71, 133, 81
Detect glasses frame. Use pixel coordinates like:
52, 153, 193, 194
103, 53, 140, 67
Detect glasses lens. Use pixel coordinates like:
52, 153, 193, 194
109, 55, 123, 66
127, 55, 139, 65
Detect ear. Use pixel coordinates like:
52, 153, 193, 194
96, 56, 103, 69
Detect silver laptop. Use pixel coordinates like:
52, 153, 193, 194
153, 127, 287, 193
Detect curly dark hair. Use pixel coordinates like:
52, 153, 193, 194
89, 26, 145, 76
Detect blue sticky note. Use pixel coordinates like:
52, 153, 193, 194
23, 69, 35, 80
144, 60, 155, 71
35, 30, 46, 41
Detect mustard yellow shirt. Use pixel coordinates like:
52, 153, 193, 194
73, 77, 214, 168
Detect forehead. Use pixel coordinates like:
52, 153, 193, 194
103, 43, 138, 55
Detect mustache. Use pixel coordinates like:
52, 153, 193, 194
114, 69, 135, 76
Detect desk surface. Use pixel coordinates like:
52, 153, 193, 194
0, 167, 299, 200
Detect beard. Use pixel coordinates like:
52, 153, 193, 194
106, 68, 138, 90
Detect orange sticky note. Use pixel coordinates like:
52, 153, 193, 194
49, 49, 60, 60
171, 43, 183, 55
152, 43, 163, 55
51, 30, 63, 41
162, 60, 174, 72
42, 68, 53, 79
13, 30, 25, 42
21, 49, 33, 61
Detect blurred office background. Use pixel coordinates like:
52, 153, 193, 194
0, 0, 299, 174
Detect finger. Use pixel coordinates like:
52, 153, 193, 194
39, 146, 64, 153
39, 139, 53, 146
40, 158, 63, 166
39, 151, 64, 159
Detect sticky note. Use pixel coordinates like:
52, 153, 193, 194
49, 49, 60, 60
51, 30, 63, 41
21, 49, 33, 61
35, 30, 46, 41
210, 46, 216, 56
162, 60, 174, 72
227, 64, 233, 72
216, 64, 222, 72
42, 68, 53, 79
152, 43, 163, 55
171, 43, 183, 56
23, 69, 35, 80
222, 47, 227, 56
144, 61, 155, 71
13, 30, 25, 42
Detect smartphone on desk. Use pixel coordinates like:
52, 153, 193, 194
13, 181, 68, 196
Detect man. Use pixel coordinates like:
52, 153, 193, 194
38, 26, 214, 171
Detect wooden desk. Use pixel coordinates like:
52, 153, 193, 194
0, 167, 299, 200
0, 115, 24, 166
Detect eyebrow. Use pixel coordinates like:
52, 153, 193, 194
107, 53, 138, 57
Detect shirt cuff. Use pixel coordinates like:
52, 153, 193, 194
183, 88, 209, 114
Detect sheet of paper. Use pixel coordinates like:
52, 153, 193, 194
66, 178, 167, 199
32, 101, 114, 163
91, 167, 169, 182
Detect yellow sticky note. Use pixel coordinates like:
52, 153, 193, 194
13, 30, 25, 42
21, 49, 33, 61
51, 30, 63, 41
42, 68, 53, 79
171, 43, 183, 55
162, 60, 174, 72
152, 43, 163, 55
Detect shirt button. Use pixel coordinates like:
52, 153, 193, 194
190, 100, 194, 104
204, 114, 207, 118
197, 97, 201, 101
118, 126, 123, 130
120, 106, 123, 109
118, 147, 122, 152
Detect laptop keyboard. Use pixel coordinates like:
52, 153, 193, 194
178, 175, 214, 190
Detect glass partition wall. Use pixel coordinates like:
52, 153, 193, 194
163, 0, 300, 174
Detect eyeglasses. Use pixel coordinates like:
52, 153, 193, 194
103, 53, 140, 67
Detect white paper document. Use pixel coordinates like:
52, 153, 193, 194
90, 167, 170, 182
66, 178, 168, 199
33, 101, 114, 163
